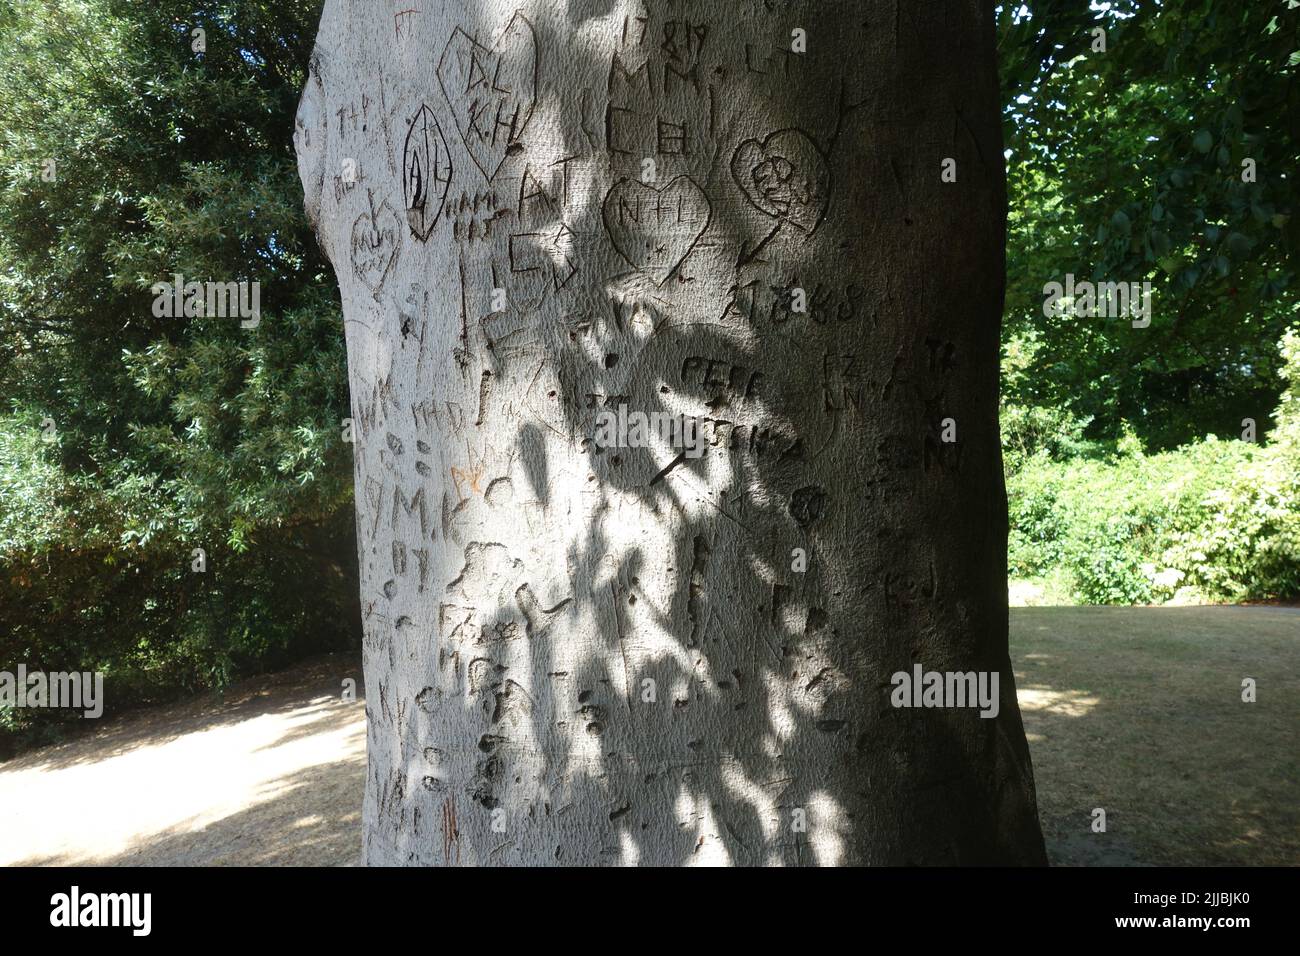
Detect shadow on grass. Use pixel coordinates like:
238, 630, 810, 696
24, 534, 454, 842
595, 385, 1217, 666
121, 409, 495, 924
1010, 606, 1299, 866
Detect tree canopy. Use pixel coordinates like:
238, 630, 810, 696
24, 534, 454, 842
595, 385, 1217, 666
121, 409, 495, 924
0, 0, 355, 739
999, 0, 1298, 450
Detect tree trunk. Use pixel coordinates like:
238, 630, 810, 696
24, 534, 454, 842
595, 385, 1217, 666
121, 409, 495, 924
295, 0, 1047, 866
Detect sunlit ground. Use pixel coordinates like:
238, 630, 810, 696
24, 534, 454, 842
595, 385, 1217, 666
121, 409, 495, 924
0, 608, 1294, 866
0, 654, 365, 866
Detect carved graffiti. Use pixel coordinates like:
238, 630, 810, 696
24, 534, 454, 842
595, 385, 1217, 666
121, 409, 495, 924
602, 176, 711, 285
509, 223, 578, 291
351, 190, 403, 294
605, 49, 713, 157
394, 7, 419, 43
681, 356, 763, 403
821, 352, 867, 415
732, 128, 831, 260
721, 278, 865, 327
437, 11, 537, 183
661, 20, 709, 92
402, 104, 453, 241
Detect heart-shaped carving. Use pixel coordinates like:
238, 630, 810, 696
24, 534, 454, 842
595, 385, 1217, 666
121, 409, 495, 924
403, 104, 453, 242
437, 12, 537, 183
602, 176, 711, 285
731, 128, 830, 235
350, 192, 402, 294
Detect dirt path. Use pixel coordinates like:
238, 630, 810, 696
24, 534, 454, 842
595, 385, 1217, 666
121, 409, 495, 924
0, 654, 364, 866
1, 608, 1294, 866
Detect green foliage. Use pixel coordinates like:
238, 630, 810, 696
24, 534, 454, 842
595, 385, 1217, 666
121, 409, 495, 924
1000, 334, 1104, 473
1000, 0, 1300, 450
0, 0, 1297, 752
0, 0, 353, 750
1000, 0, 1300, 604
1009, 333, 1300, 604
1272, 328, 1300, 451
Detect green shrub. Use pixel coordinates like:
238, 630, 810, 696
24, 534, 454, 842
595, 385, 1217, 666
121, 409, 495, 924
1008, 331, 1300, 604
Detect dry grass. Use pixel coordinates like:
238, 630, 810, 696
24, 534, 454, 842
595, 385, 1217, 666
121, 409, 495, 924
1013, 606, 1299, 866
0, 608, 1293, 866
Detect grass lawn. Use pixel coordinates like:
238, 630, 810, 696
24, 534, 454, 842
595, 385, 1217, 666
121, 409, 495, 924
1011, 606, 1298, 866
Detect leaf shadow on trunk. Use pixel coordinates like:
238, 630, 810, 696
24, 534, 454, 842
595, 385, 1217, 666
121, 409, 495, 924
317, 0, 1047, 866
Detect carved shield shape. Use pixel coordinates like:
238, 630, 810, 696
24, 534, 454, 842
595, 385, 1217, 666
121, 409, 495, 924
403, 104, 453, 242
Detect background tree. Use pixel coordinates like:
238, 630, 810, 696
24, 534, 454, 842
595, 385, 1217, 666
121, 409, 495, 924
993, 0, 1300, 606
0, 0, 356, 748
1, 0, 1294, 758
999, 0, 1299, 451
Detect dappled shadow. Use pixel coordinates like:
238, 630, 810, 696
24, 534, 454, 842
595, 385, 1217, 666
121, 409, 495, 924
304, 0, 1045, 864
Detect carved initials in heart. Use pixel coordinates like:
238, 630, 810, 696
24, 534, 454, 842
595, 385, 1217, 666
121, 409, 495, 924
732, 128, 830, 235
602, 177, 711, 285
437, 12, 537, 183
351, 192, 402, 294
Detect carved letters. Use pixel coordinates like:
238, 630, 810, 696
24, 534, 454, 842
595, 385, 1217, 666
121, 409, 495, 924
437, 12, 538, 183
602, 176, 711, 284
402, 104, 453, 241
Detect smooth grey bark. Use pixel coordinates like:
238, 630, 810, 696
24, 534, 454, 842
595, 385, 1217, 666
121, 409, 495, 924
296, 0, 1047, 866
